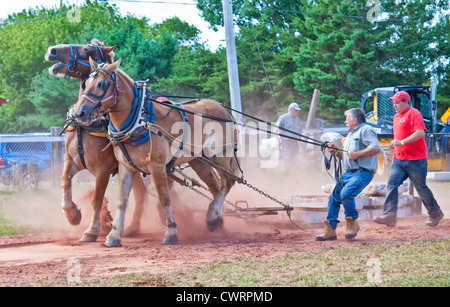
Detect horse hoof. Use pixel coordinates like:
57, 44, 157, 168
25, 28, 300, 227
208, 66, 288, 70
80, 233, 98, 242
64, 208, 82, 226
104, 237, 122, 247
162, 235, 178, 245
207, 218, 224, 232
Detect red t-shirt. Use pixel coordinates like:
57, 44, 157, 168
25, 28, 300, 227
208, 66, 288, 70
393, 107, 427, 160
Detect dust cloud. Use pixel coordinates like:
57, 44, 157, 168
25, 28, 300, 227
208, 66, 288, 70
0, 152, 448, 243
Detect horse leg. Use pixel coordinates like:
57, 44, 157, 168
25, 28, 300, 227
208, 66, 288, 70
188, 160, 221, 196
205, 158, 237, 231
154, 175, 177, 225
105, 166, 136, 247
80, 167, 110, 242
123, 174, 148, 236
61, 156, 82, 225
151, 164, 178, 245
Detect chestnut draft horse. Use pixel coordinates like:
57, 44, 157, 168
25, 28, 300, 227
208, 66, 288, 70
73, 58, 240, 247
45, 40, 147, 241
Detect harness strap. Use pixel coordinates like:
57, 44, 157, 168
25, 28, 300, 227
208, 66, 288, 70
117, 142, 150, 175
67, 45, 91, 79
165, 104, 190, 174
76, 124, 87, 169
108, 84, 148, 144
117, 136, 195, 181
148, 125, 243, 183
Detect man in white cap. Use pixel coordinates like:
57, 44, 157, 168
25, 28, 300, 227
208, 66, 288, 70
275, 102, 303, 174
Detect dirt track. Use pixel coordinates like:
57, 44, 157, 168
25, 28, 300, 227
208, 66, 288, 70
0, 169, 449, 286
0, 216, 449, 286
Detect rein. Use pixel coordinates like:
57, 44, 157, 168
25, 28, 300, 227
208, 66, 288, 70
153, 99, 346, 154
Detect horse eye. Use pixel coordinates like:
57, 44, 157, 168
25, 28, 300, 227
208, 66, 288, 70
98, 79, 108, 91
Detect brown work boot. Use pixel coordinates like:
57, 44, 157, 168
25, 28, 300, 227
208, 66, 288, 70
345, 217, 360, 239
315, 220, 337, 241
425, 210, 444, 227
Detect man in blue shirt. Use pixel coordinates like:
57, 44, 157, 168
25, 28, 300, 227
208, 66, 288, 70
316, 108, 381, 241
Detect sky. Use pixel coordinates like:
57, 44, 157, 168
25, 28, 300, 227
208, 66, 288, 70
0, 0, 225, 50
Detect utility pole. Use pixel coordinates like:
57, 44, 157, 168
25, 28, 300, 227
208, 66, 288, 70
222, 0, 243, 122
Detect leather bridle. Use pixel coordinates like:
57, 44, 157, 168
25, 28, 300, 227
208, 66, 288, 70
66, 44, 107, 79
80, 65, 118, 108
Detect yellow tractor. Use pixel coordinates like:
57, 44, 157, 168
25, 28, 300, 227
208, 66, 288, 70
361, 84, 450, 177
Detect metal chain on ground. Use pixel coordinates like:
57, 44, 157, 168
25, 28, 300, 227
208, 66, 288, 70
175, 168, 295, 216
239, 179, 291, 210
148, 170, 307, 230
174, 168, 241, 211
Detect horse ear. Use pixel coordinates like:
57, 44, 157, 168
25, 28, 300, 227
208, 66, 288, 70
101, 45, 117, 54
107, 58, 121, 72
89, 56, 98, 70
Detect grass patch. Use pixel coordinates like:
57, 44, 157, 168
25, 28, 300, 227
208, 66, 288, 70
61, 239, 449, 287
0, 190, 33, 236
0, 211, 25, 236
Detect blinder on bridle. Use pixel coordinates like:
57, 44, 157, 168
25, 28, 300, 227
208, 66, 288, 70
81, 65, 117, 109
67, 44, 108, 79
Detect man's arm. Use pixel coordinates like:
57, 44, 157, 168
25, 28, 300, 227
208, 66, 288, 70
390, 129, 425, 148
347, 147, 381, 161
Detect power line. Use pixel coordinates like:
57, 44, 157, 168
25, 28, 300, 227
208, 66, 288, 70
0, 0, 428, 26
105, 0, 199, 6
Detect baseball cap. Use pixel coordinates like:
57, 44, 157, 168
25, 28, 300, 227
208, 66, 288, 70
389, 91, 410, 102
289, 102, 301, 111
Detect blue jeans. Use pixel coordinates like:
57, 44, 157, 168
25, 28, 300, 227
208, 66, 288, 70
383, 159, 441, 219
327, 169, 374, 229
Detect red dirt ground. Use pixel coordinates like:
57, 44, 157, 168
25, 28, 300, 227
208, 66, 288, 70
0, 215, 448, 286
0, 169, 449, 286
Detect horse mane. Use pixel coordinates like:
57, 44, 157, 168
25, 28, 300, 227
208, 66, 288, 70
116, 68, 135, 87
91, 38, 104, 46
91, 38, 115, 63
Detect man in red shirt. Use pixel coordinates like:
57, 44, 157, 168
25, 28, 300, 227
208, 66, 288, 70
373, 91, 444, 227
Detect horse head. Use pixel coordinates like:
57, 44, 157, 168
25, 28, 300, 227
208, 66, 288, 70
45, 39, 116, 80
74, 58, 122, 124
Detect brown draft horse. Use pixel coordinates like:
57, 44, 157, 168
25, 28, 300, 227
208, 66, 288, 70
45, 40, 147, 241
73, 58, 240, 246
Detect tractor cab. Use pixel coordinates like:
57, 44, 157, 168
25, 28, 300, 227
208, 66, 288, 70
361, 85, 435, 135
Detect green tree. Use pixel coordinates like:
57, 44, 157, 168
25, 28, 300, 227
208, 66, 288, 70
21, 71, 80, 132
85, 16, 179, 83
0, 1, 121, 132
154, 45, 229, 102
197, 0, 450, 122
198, 0, 307, 121
293, 0, 450, 120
